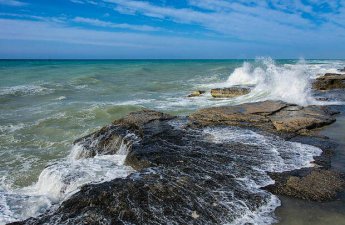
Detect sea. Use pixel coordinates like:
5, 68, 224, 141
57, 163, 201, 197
0, 58, 344, 224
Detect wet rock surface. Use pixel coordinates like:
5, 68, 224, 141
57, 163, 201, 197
312, 73, 345, 90
10, 102, 344, 225
266, 169, 344, 201
187, 90, 206, 97
189, 100, 336, 135
211, 87, 250, 98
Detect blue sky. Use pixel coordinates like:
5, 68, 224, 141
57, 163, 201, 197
0, 0, 344, 59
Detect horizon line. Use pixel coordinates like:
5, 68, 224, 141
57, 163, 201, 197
1, 58, 345, 61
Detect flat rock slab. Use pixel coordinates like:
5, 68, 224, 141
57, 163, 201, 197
211, 87, 250, 98
312, 73, 345, 90
189, 100, 336, 134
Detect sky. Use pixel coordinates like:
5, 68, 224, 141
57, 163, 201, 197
0, 0, 345, 59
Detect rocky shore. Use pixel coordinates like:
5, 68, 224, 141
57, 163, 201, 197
313, 73, 345, 90
10, 99, 344, 225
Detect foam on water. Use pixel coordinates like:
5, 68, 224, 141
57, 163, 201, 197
203, 126, 322, 225
0, 84, 53, 97
0, 138, 134, 224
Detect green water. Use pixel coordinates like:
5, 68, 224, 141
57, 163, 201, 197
1, 60, 253, 188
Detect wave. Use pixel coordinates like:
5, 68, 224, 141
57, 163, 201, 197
0, 136, 134, 224
193, 58, 344, 106
225, 58, 316, 106
0, 84, 53, 97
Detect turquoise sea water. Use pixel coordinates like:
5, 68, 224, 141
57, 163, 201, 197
0, 59, 344, 224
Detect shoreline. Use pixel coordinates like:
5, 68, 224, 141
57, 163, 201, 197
276, 107, 345, 224
10, 100, 344, 225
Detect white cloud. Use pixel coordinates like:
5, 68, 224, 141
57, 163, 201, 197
0, 0, 27, 6
73, 17, 161, 31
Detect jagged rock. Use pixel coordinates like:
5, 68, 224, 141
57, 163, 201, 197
266, 169, 344, 201
211, 87, 250, 98
312, 73, 345, 90
72, 109, 175, 158
188, 90, 206, 97
189, 101, 336, 134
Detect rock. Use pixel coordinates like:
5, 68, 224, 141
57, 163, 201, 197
189, 100, 335, 134
338, 67, 345, 72
188, 90, 206, 97
10, 104, 341, 224
312, 74, 345, 90
316, 97, 329, 101
13, 111, 290, 225
72, 109, 175, 158
324, 73, 344, 76
269, 105, 335, 133
266, 169, 344, 201
211, 87, 250, 98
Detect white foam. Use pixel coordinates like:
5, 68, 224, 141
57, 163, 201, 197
0, 139, 134, 224
203, 126, 322, 225
191, 58, 344, 107
0, 84, 53, 97
0, 123, 26, 133
224, 58, 315, 106
55, 96, 66, 101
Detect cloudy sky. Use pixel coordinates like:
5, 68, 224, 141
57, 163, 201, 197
0, 0, 344, 59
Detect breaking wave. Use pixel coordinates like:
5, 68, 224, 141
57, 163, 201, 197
0, 138, 134, 224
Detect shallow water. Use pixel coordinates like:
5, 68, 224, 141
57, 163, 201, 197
0, 59, 344, 224
276, 107, 345, 225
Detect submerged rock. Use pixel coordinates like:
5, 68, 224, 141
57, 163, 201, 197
266, 169, 344, 201
211, 87, 250, 98
189, 100, 336, 134
188, 90, 206, 97
312, 73, 345, 90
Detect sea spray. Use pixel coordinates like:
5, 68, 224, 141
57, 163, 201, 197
226, 58, 315, 106
0, 138, 134, 224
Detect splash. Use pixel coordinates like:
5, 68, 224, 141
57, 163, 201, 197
225, 58, 316, 106
0, 139, 134, 224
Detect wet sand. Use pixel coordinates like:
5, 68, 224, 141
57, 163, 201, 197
276, 107, 345, 225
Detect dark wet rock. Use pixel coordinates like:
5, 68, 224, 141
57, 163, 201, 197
188, 90, 206, 97
189, 100, 336, 135
12, 111, 285, 225
316, 97, 329, 101
10, 103, 342, 224
339, 67, 345, 72
211, 87, 250, 98
72, 109, 175, 158
312, 73, 345, 90
265, 169, 344, 201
